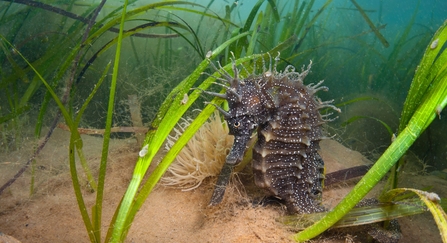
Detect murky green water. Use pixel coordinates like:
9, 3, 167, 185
1, 0, 447, 190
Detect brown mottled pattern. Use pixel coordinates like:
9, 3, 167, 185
205, 55, 336, 214
251, 68, 326, 214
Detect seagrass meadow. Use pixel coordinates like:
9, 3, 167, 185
1, 0, 447, 242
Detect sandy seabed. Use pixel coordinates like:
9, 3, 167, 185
0, 128, 444, 243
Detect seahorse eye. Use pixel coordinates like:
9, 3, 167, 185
233, 121, 241, 128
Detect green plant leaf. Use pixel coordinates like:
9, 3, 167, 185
280, 198, 426, 230
399, 19, 447, 133
383, 188, 447, 243
294, 20, 447, 242
107, 31, 252, 242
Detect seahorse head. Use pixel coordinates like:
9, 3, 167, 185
223, 79, 268, 165
204, 58, 270, 165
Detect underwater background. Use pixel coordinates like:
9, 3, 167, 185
1, 0, 447, 242
1, 0, 446, 169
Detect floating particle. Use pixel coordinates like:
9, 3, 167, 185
391, 133, 397, 142
139, 144, 149, 157
180, 93, 188, 105
430, 38, 439, 49
436, 105, 442, 119
206, 50, 212, 59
